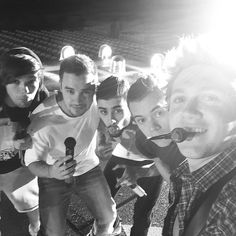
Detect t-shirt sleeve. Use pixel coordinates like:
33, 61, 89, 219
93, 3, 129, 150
24, 130, 49, 166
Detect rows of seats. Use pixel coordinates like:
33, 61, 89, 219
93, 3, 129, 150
0, 29, 155, 64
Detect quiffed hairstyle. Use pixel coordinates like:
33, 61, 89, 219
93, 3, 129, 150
96, 76, 129, 101
163, 35, 236, 99
127, 74, 163, 106
59, 54, 98, 85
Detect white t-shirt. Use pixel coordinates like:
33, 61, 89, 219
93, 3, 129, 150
25, 94, 100, 176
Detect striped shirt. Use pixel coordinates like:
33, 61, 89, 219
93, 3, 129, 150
163, 144, 236, 236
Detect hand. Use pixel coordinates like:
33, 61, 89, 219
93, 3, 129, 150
49, 155, 76, 180
113, 164, 138, 188
95, 141, 116, 160
13, 134, 32, 150
113, 164, 158, 188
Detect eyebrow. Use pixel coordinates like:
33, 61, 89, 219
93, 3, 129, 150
64, 86, 74, 90
171, 88, 184, 95
133, 105, 161, 119
98, 105, 121, 110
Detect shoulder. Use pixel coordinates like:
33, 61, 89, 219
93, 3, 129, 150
205, 175, 236, 234
31, 94, 57, 116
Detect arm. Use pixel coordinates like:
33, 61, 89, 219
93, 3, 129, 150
135, 129, 171, 182
25, 126, 76, 179
95, 120, 117, 160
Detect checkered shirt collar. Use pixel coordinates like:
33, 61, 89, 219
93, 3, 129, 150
171, 143, 236, 192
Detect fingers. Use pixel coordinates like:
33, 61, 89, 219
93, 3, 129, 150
52, 156, 76, 179
56, 155, 73, 167
112, 164, 126, 171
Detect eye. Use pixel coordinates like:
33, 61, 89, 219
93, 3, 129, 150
153, 109, 164, 118
83, 89, 94, 95
11, 80, 20, 85
135, 117, 145, 125
99, 109, 107, 115
201, 94, 220, 103
66, 89, 74, 95
171, 95, 185, 104
114, 108, 123, 114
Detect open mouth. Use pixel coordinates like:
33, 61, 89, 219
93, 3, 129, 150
183, 127, 207, 140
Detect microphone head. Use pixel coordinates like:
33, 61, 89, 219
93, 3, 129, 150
107, 124, 123, 138
64, 137, 76, 149
171, 128, 195, 143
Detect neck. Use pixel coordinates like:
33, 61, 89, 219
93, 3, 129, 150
187, 153, 219, 172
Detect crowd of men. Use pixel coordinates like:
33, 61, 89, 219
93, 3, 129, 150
0, 34, 236, 236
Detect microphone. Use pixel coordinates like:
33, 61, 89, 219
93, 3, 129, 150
64, 137, 76, 184
107, 124, 124, 138
148, 128, 196, 143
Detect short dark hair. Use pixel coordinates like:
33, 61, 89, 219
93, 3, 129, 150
0, 47, 43, 86
96, 76, 129, 101
59, 54, 97, 84
127, 75, 163, 106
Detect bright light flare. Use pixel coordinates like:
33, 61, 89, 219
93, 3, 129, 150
98, 44, 112, 59
110, 55, 126, 75
98, 44, 112, 67
150, 53, 164, 71
59, 45, 75, 61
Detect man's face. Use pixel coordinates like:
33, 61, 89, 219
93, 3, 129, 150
169, 65, 236, 159
129, 90, 171, 147
97, 96, 130, 129
60, 72, 95, 117
5, 72, 40, 108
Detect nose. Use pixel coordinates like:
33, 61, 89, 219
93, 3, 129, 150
182, 98, 202, 120
150, 117, 161, 132
19, 83, 29, 94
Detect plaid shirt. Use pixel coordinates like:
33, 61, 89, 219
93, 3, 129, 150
163, 144, 236, 236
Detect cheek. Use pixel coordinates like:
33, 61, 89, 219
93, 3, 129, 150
138, 125, 150, 138
100, 116, 109, 126
116, 113, 125, 123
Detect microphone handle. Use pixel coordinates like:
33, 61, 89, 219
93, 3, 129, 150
64, 148, 74, 184
148, 133, 171, 141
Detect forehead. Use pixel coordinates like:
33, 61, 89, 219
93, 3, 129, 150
172, 65, 234, 94
16, 71, 39, 78
129, 91, 165, 116
61, 72, 93, 89
97, 97, 125, 109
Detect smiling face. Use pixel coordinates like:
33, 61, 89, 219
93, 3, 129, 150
97, 96, 130, 130
5, 72, 40, 108
59, 72, 95, 117
129, 90, 171, 147
169, 65, 236, 159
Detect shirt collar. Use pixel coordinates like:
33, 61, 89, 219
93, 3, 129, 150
171, 143, 236, 192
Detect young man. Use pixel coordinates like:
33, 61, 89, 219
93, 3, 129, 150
96, 76, 162, 236
162, 36, 236, 235
24, 55, 120, 236
0, 47, 49, 236
127, 75, 185, 182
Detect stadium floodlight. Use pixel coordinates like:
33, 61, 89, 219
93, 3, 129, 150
110, 55, 126, 75
59, 45, 75, 61
98, 44, 112, 67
